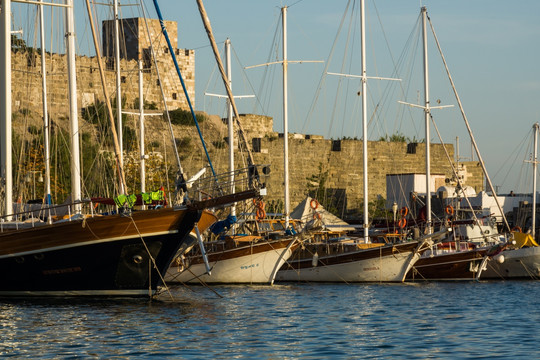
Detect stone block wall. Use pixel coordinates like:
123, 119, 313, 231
235, 114, 484, 214
12, 17, 193, 121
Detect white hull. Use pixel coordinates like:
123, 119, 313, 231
482, 247, 540, 280
165, 240, 296, 284
276, 243, 420, 282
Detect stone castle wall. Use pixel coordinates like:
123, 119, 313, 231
12, 18, 193, 120
235, 114, 484, 213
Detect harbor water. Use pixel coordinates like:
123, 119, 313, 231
1, 281, 539, 359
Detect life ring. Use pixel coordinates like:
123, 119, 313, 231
398, 218, 407, 229
511, 226, 522, 233
313, 212, 322, 220
310, 199, 319, 210
445, 205, 454, 216
256, 207, 266, 221
400, 207, 408, 217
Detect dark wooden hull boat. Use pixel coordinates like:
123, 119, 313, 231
0, 207, 216, 297
406, 247, 489, 281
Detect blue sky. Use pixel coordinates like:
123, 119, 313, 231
144, 0, 540, 194
12, 0, 540, 194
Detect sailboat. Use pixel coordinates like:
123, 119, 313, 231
164, 3, 298, 285
481, 123, 540, 280
400, 6, 509, 281
0, 0, 261, 297
275, 0, 429, 283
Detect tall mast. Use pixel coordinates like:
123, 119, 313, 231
421, 6, 432, 234
66, 0, 82, 212
327, 0, 399, 241
1, 0, 13, 218
427, 10, 510, 232
282, 6, 290, 227
138, 57, 145, 196
533, 123, 539, 238
39, 0, 51, 216
245, 6, 322, 227
84, 0, 127, 195
195, 0, 258, 180
360, 0, 369, 243
113, 0, 123, 174
225, 38, 236, 219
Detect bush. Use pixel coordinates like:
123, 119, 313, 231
169, 109, 206, 126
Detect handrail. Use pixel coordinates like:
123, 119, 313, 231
0, 199, 94, 222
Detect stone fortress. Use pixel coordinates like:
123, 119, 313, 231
11, 17, 483, 218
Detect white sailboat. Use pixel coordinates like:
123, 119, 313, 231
165, 2, 298, 285
276, 0, 428, 283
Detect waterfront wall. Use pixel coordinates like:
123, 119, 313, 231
179, 114, 484, 216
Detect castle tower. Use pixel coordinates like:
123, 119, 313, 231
101, 17, 195, 110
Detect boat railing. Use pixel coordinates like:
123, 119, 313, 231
0, 199, 98, 232
188, 164, 269, 209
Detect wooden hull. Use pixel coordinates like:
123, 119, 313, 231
406, 248, 488, 281
276, 241, 420, 283
166, 238, 298, 284
482, 247, 540, 280
0, 207, 216, 297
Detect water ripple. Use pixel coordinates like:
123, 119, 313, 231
0, 282, 539, 358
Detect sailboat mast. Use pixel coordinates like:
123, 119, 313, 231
39, 0, 51, 212
533, 123, 538, 238
282, 6, 290, 227
113, 0, 123, 171
427, 13, 511, 232
360, 0, 369, 243
195, 0, 258, 179
225, 38, 236, 218
138, 57, 145, 196
84, 0, 127, 195
0, 0, 12, 218
421, 6, 432, 234
65, 0, 82, 212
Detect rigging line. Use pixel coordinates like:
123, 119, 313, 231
85, 0, 128, 195
498, 132, 533, 193
491, 128, 532, 186
230, 43, 265, 116
252, 12, 281, 116
140, 3, 185, 187
127, 215, 175, 301
301, 0, 351, 134
333, 0, 358, 139
429, 113, 484, 233
150, 0, 219, 184
428, 13, 510, 233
